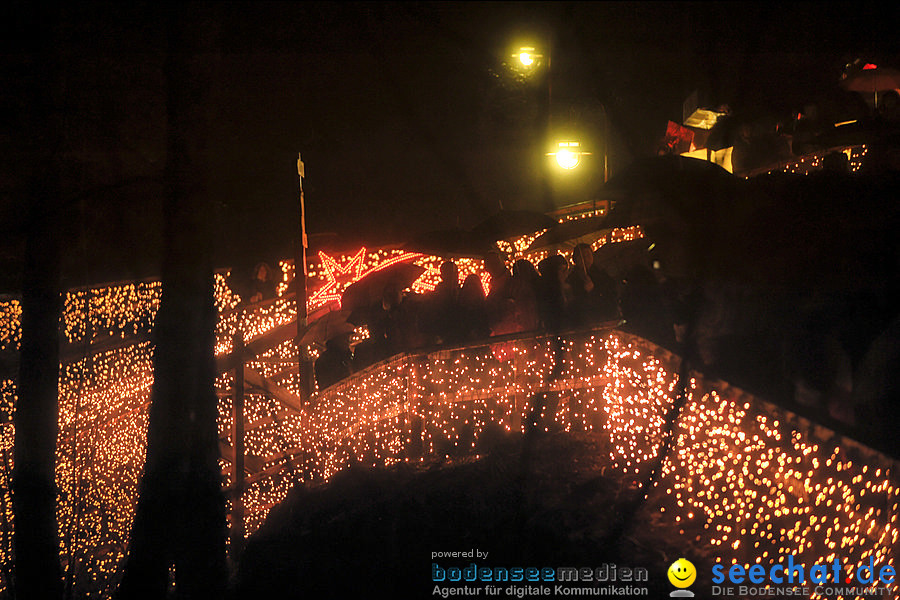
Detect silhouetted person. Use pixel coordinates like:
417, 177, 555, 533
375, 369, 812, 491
567, 243, 618, 325
315, 332, 353, 391
876, 90, 900, 123
619, 264, 669, 345
249, 262, 277, 304
590, 268, 620, 323
376, 283, 428, 355
428, 260, 461, 344
458, 274, 491, 341
508, 259, 541, 333
484, 251, 514, 335
537, 254, 571, 333
351, 285, 398, 368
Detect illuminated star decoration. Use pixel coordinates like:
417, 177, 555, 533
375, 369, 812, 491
309, 247, 368, 309
309, 248, 429, 310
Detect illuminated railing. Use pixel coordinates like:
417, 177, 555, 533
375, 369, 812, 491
0, 227, 896, 598
254, 329, 897, 600
2, 311, 898, 598
742, 144, 868, 178
0, 249, 455, 597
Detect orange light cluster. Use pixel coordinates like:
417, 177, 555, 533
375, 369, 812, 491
653, 389, 898, 598
0, 230, 640, 354
216, 328, 897, 600
0, 273, 237, 353
55, 340, 155, 594
0, 237, 896, 598
62, 281, 162, 343
280, 248, 457, 311
0, 299, 21, 352
756, 145, 868, 177
496, 230, 547, 260
605, 225, 644, 245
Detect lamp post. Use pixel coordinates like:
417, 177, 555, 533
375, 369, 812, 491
296, 153, 313, 404
512, 44, 550, 128
512, 41, 610, 185
548, 140, 590, 170
511, 42, 556, 210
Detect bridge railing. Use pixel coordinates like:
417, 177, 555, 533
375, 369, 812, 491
0, 281, 897, 597
248, 326, 898, 587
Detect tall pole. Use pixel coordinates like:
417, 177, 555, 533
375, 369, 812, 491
230, 333, 245, 558
537, 40, 554, 213
603, 103, 609, 184
296, 154, 313, 404
14, 5, 64, 598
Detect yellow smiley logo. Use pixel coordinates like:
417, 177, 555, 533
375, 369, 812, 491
668, 558, 696, 588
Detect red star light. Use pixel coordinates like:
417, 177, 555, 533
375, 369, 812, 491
308, 248, 429, 310
309, 247, 368, 309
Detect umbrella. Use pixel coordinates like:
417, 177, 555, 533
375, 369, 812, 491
601, 155, 739, 231
402, 228, 500, 258
840, 66, 900, 108
527, 214, 611, 253
298, 309, 355, 347
470, 209, 556, 241
591, 237, 654, 279
340, 261, 425, 313
599, 155, 742, 280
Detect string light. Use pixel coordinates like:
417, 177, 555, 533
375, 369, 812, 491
0, 299, 21, 352
751, 145, 867, 177
0, 221, 895, 598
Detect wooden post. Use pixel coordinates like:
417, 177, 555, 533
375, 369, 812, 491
230, 333, 245, 557
296, 154, 314, 405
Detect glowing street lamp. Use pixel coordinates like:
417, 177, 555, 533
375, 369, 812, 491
556, 147, 580, 169
547, 140, 590, 170
511, 46, 544, 74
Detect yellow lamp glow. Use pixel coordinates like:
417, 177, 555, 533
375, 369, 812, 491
512, 46, 541, 71
549, 140, 588, 170
556, 148, 579, 169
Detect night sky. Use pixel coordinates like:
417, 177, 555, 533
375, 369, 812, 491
1, 1, 897, 287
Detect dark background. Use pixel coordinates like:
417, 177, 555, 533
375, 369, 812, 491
1, 1, 897, 289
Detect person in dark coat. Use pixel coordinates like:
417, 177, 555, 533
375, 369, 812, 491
507, 259, 541, 333
458, 274, 491, 341
537, 254, 572, 333
373, 282, 428, 356
568, 243, 620, 324
249, 262, 278, 304
483, 251, 513, 332
567, 244, 597, 326
315, 332, 353, 391
428, 260, 461, 344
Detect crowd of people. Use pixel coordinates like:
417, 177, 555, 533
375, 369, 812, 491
228, 246, 691, 395
314, 243, 679, 391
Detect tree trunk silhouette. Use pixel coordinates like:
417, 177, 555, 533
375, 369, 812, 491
12, 5, 64, 598
116, 7, 227, 599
